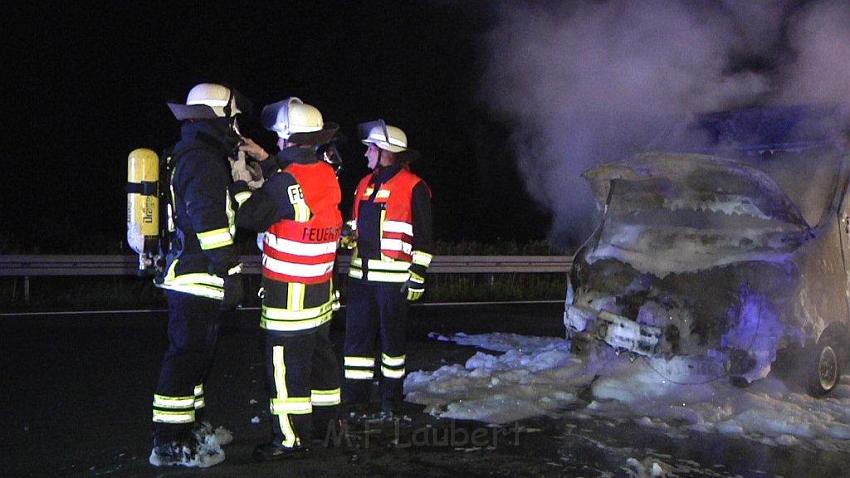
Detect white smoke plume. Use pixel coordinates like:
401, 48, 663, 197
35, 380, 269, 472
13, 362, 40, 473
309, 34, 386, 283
781, 1, 850, 105
481, 0, 850, 248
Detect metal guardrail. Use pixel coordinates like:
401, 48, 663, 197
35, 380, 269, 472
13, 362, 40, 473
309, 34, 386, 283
0, 255, 573, 276
0, 255, 572, 305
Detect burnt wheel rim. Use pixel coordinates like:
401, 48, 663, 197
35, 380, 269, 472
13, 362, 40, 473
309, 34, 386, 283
818, 345, 838, 391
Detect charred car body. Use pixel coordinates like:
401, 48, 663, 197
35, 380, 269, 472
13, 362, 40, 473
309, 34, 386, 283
564, 106, 850, 395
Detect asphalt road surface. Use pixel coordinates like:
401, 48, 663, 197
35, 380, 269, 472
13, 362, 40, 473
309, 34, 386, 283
2, 303, 849, 477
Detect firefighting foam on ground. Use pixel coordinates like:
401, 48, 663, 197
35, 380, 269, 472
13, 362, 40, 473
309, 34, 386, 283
407, 332, 850, 453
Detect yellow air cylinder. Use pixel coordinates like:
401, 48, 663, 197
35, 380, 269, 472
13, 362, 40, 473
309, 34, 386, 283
127, 148, 159, 256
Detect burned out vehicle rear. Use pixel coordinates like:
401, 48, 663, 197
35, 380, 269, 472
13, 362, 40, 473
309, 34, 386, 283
564, 107, 850, 394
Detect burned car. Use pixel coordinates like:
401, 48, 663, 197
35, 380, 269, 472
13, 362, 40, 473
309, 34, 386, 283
564, 107, 850, 395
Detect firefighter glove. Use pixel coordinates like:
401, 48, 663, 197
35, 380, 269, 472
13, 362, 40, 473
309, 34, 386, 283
401, 271, 425, 302
339, 221, 357, 249
238, 137, 270, 162
230, 152, 264, 189
221, 264, 244, 310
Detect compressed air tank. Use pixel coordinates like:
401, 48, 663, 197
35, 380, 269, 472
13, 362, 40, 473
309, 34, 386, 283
127, 148, 159, 264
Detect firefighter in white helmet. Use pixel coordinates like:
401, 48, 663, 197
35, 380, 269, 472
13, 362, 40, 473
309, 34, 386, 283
232, 97, 343, 461
342, 119, 433, 420
149, 83, 255, 468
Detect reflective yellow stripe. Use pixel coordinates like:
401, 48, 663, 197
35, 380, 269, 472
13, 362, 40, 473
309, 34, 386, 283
409, 272, 424, 284
294, 199, 310, 222
153, 394, 195, 409
344, 356, 375, 367
366, 270, 409, 282
363, 187, 390, 199
153, 409, 195, 424
344, 369, 374, 380
197, 227, 234, 250
354, 251, 420, 280
194, 383, 205, 409
273, 346, 288, 400
310, 388, 341, 406
262, 301, 334, 321
381, 366, 405, 379
412, 251, 432, 267
261, 297, 335, 331
270, 397, 312, 414
163, 273, 223, 286
158, 261, 224, 286
287, 282, 305, 312
261, 312, 333, 332
273, 346, 299, 447
155, 260, 225, 301
234, 190, 252, 206
381, 353, 406, 367
366, 259, 411, 272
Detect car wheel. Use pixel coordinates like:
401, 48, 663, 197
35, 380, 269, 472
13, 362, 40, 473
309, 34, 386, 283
807, 337, 842, 397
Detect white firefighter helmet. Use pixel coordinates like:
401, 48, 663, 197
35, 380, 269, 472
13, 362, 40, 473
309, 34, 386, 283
261, 97, 338, 145
167, 83, 248, 121
359, 119, 409, 153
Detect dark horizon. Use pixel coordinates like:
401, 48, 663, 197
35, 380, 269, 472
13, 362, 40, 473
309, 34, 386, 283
2, 1, 552, 254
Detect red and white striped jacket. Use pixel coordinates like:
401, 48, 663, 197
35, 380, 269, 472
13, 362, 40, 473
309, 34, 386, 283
263, 162, 342, 284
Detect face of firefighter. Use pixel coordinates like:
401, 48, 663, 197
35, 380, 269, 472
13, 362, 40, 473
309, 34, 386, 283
365, 143, 380, 169
365, 143, 396, 169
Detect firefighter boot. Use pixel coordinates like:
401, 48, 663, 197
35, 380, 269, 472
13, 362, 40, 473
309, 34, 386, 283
253, 441, 310, 462
149, 436, 225, 468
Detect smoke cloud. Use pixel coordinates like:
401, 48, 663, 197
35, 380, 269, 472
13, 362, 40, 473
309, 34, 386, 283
481, 0, 850, 248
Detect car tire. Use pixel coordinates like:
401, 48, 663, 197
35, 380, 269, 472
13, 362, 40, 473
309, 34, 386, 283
806, 336, 842, 397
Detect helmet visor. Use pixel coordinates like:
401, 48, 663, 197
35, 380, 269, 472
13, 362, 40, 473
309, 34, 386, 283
358, 119, 388, 144
261, 97, 304, 138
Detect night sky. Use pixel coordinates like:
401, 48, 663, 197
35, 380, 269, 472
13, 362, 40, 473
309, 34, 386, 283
2, 1, 550, 254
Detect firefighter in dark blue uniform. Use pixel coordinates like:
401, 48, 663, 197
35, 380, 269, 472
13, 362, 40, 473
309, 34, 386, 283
149, 83, 249, 468
343, 120, 433, 418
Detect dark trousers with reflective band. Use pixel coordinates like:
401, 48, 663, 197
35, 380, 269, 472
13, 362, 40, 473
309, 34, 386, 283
343, 278, 408, 407
153, 291, 221, 444
265, 322, 340, 448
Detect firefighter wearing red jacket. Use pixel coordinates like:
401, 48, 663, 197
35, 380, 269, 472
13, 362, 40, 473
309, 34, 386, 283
342, 120, 433, 418
233, 98, 342, 461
